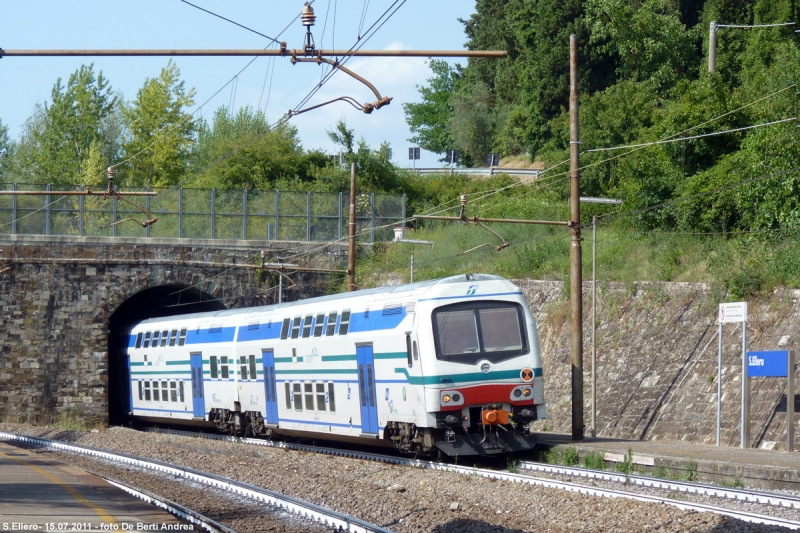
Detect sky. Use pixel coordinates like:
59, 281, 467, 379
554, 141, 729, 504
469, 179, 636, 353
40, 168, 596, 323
0, 1, 477, 172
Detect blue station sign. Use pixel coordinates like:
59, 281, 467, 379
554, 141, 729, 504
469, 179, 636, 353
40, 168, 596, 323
746, 350, 789, 377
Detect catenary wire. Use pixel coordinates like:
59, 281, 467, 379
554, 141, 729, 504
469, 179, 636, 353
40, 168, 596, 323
179, 0, 281, 44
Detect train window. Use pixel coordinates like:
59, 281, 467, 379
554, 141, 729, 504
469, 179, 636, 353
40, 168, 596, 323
152, 331, 160, 347
138, 381, 143, 401
160, 331, 169, 347
285, 382, 291, 409
413, 341, 418, 361
162, 381, 169, 402
315, 382, 326, 412
432, 301, 528, 365
325, 312, 337, 336
170, 382, 177, 402
220, 356, 229, 379
179, 381, 184, 402
328, 382, 336, 412
239, 356, 248, 379
293, 382, 303, 411
210, 356, 218, 379
339, 310, 351, 335
178, 328, 187, 346
248, 322, 260, 331
280, 318, 290, 340
143, 332, 151, 348
406, 334, 413, 368
313, 314, 325, 337
291, 317, 301, 339
248, 355, 257, 380
143, 381, 151, 401
169, 330, 178, 346
153, 381, 160, 402
304, 382, 314, 410
135, 333, 143, 349
302, 315, 313, 338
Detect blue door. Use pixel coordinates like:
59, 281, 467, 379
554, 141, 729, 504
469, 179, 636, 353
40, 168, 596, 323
356, 344, 378, 434
126, 355, 133, 414
190, 353, 205, 418
262, 349, 279, 425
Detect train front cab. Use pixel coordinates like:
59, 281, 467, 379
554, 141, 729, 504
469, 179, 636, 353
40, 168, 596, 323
416, 296, 545, 456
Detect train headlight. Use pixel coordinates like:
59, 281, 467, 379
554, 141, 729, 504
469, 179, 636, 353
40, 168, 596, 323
442, 394, 452, 403
523, 388, 531, 397
452, 393, 461, 402
513, 389, 522, 398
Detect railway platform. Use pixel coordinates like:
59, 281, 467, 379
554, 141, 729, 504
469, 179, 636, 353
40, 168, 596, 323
537, 433, 800, 491
0, 441, 186, 530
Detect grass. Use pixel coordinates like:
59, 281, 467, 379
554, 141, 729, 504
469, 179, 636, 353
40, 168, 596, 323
356, 192, 800, 297
52, 411, 90, 431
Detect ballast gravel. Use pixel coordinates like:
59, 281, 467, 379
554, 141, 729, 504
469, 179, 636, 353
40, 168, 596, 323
1, 423, 795, 533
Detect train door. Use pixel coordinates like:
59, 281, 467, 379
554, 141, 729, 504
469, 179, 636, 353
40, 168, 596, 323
126, 354, 133, 414
190, 352, 205, 418
356, 344, 378, 434
262, 349, 279, 425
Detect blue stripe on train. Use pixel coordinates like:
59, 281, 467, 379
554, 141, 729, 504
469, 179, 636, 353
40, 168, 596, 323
186, 326, 236, 344
348, 307, 407, 333
236, 323, 282, 342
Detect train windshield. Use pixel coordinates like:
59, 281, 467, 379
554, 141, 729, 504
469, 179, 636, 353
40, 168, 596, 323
432, 301, 528, 365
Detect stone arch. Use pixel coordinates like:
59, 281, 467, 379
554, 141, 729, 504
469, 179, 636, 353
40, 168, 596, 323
104, 273, 230, 426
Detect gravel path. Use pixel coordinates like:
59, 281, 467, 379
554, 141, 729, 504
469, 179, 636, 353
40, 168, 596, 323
1, 423, 794, 533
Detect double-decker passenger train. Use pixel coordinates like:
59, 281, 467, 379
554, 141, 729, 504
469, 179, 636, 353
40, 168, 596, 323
125, 273, 546, 456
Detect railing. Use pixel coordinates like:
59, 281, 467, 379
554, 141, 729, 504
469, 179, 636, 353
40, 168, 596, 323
0, 184, 406, 243
414, 167, 541, 178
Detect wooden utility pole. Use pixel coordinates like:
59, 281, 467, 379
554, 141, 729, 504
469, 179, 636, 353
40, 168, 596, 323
569, 34, 584, 441
347, 162, 357, 292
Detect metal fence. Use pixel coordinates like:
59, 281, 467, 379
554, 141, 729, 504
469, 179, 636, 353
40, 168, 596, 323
0, 184, 406, 243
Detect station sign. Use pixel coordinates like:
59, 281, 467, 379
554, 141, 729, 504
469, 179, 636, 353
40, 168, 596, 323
746, 350, 789, 377
719, 302, 747, 323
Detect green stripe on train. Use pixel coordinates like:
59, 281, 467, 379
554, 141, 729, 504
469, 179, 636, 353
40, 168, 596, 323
392, 367, 543, 385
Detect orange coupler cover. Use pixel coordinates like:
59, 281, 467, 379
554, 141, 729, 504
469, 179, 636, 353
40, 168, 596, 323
481, 409, 509, 425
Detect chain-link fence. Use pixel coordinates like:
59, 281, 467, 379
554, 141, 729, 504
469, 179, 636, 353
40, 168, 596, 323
0, 184, 406, 243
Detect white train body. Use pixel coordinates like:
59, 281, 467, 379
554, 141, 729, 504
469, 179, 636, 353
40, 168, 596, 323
125, 274, 546, 455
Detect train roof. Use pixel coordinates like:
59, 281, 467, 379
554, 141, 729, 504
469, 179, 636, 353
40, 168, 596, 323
135, 273, 510, 326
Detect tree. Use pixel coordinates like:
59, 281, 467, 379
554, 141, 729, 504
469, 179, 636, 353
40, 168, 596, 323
122, 60, 196, 187
0, 118, 11, 179
403, 60, 459, 156
193, 106, 323, 190
22, 64, 117, 185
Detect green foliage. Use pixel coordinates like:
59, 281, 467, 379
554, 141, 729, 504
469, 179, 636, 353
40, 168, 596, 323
0, 118, 11, 179
561, 447, 580, 466
583, 451, 607, 470
16, 64, 118, 185
192, 106, 323, 190
684, 459, 698, 481
326, 120, 406, 193
615, 448, 635, 474
403, 60, 458, 156
122, 60, 196, 187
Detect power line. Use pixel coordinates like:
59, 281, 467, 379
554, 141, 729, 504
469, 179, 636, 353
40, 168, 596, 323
179, 0, 281, 44
584, 117, 797, 153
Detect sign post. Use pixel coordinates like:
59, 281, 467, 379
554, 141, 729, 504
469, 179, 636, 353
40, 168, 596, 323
746, 350, 795, 452
718, 302, 747, 447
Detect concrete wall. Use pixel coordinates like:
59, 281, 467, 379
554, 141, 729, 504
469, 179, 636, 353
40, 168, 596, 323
517, 279, 799, 451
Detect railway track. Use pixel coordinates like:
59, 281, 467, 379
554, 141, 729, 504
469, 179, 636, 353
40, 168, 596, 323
145, 427, 800, 530
0, 431, 393, 533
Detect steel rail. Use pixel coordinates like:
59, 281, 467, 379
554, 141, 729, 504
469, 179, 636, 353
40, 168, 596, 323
0, 49, 507, 58
103, 477, 238, 533
517, 460, 800, 510
145, 428, 800, 528
0, 431, 393, 533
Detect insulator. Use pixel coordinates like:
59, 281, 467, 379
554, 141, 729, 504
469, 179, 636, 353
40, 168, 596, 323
106, 166, 116, 181
301, 3, 316, 27
460, 194, 467, 207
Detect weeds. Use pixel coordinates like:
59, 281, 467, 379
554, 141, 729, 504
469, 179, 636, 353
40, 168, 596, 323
507, 459, 519, 473
52, 411, 88, 431
561, 447, 579, 466
615, 448, 635, 475
583, 451, 607, 470
684, 460, 698, 482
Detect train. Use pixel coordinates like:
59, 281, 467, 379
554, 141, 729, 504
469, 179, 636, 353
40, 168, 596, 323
124, 273, 546, 456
